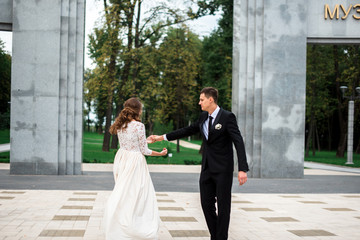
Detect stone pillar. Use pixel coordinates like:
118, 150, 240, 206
9, 0, 85, 175
0, 0, 12, 31
233, 0, 307, 178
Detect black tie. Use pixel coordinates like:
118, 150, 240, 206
208, 116, 213, 138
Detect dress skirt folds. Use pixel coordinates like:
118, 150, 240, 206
104, 148, 159, 240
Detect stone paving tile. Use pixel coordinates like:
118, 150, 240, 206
280, 195, 303, 198
232, 200, 253, 203
61, 205, 93, 210
343, 195, 360, 198
299, 200, 327, 204
157, 199, 175, 202
160, 216, 197, 222
261, 217, 299, 222
169, 230, 210, 237
73, 192, 98, 195
0, 196, 14, 199
156, 193, 168, 196
39, 229, 86, 237
0, 191, 359, 240
323, 208, 355, 211
68, 198, 96, 201
240, 208, 273, 211
288, 229, 336, 237
52, 215, 90, 221
1, 191, 25, 194
159, 207, 185, 211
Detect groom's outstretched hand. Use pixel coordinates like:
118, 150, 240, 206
238, 171, 248, 186
146, 136, 155, 143
147, 135, 165, 143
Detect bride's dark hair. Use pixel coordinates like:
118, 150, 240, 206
109, 97, 142, 135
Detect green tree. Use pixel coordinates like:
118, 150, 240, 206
306, 45, 360, 158
83, 69, 94, 132
137, 29, 164, 134
0, 39, 11, 129
198, 0, 233, 110
338, 46, 360, 155
156, 26, 201, 151
305, 45, 335, 156
88, 0, 202, 151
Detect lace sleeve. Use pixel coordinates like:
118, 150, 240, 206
137, 122, 153, 156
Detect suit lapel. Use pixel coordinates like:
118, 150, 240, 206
199, 112, 208, 140
212, 108, 223, 129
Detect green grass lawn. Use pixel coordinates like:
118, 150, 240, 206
1, 129, 359, 168
0, 129, 10, 162
0, 152, 9, 163
83, 132, 202, 164
304, 150, 360, 168
0, 129, 10, 144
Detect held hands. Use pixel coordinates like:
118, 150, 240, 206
238, 171, 248, 186
146, 135, 164, 143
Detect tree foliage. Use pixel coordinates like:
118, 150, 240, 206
306, 45, 360, 158
86, 0, 207, 151
0, 39, 11, 113
199, 0, 233, 110
0, 39, 11, 129
156, 27, 201, 126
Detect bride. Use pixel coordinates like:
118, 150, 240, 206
104, 97, 167, 240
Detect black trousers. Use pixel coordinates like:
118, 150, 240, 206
199, 168, 233, 240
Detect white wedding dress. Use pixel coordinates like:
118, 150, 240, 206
104, 121, 159, 240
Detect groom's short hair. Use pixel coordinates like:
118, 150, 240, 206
201, 87, 218, 104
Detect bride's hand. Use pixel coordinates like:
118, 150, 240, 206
160, 148, 168, 156
146, 135, 155, 143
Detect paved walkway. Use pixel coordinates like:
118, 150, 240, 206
0, 163, 360, 240
0, 143, 10, 153
1, 142, 360, 239
304, 161, 360, 174
170, 140, 200, 150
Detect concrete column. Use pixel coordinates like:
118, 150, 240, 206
9, 0, 85, 175
0, 0, 12, 31
233, 0, 307, 178
346, 100, 354, 164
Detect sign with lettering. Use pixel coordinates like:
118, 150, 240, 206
325, 4, 360, 20
307, 1, 360, 43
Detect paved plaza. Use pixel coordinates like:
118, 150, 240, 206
0, 163, 360, 240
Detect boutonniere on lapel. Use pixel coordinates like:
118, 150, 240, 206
215, 123, 222, 130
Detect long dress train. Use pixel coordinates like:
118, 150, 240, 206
104, 121, 159, 240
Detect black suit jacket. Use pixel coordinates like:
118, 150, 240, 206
166, 108, 249, 173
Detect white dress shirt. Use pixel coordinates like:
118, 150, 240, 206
204, 106, 220, 140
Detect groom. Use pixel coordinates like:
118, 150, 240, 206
149, 87, 249, 240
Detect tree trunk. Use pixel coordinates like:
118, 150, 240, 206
102, 39, 118, 152
315, 124, 321, 152
132, 0, 142, 95
312, 122, 316, 156
356, 137, 360, 154
111, 106, 121, 149
101, 2, 120, 152
305, 122, 314, 157
97, 125, 102, 134
327, 117, 332, 151
176, 111, 180, 153
102, 92, 113, 151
